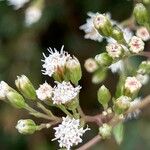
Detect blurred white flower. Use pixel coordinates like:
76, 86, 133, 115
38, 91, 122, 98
109, 60, 124, 73
0, 81, 10, 100
79, 12, 103, 42
36, 82, 53, 101
52, 81, 81, 104
106, 43, 122, 58
123, 28, 133, 43
129, 36, 144, 53
84, 58, 98, 73
25, 6, 42, 26
8, 0, 29, 9
136, 27, 150, 41
136, 74, 149, 85
125, 77, 142, 93
42, 45, 70, 77
52, 116, 90, 150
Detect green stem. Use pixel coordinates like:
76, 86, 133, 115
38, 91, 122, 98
58, 105, 73, 117
72, 109, 79, 119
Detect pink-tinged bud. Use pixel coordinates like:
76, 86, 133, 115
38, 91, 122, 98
136, 27, 150, 41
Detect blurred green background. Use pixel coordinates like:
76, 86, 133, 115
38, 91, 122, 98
0, 0, 150, 150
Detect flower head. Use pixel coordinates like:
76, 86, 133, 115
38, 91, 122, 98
136, 27, 150, 41
36, 82, 53, 101
106, 43, 122, 58
52, 116, 90, 150
125, 77, 142, 93
129, 36, 144, 53
52, 81, 81, 104
8, 0, 29, 9
42, 46, 70, 77
79, 12, 103, 42
109, 60, 124, 73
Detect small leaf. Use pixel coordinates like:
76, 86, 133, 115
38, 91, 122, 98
113, 123, 124, 145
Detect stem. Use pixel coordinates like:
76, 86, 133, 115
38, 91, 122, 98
77, 105, 86, 118
58, 105, 73, 117
72, 109, 79, 119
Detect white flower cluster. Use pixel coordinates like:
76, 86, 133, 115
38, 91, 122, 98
7, 0, 29, 9
52, 116, 90, 150
36, 81, 81, 104
52, 81, 81, 104
42, 46, 71, 77
0, 81, 10, 100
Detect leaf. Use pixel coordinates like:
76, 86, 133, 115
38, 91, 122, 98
113, 123, 124, 145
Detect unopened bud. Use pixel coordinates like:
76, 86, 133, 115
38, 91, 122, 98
93, 13, 113, 36
133, 3, 149, 25
137, 60, 150, 74
15, 75, 36, 100
113, 96, 131, 114
16, 119, 37, 134
6, 91, 26, 109
95, 53, 112, 66
99, 123, 112, 139
97, 85, 111, 109
66, 57, 82, 85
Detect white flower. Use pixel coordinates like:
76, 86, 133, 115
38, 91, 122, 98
125, 77, 142, 93
25, 6, 42, 26
123, 28, 133, 43
106, 43, 122, 58
52, 81, 81, 104
52, 116, 90, 150
109, 60, 124, 73
42, 45, 70, 77
84, 58, 98, 73
129, 36, 145, 53
36, 82, 53, 101
0, 81, 10, 100
136, 27, 150, 41
136, 74, 149, 85
7, 0, 29, 9
79, 12, 103, 42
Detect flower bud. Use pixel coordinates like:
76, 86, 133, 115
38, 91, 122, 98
133, 3, 149, 25
143, 0, 150, 4
97, 85, 111, 109
112, 27, 126, 44
93, 13, 113, 37
136, 27, 150, 41
99, 123, 112, 139
66, 57, 82, 85
16, 119, 37, 134
95, 53, 112, 66
84, 58, 98, 73
15, 75, 36, 100
6, 91, 26, 109
113, 96, 131, 114
137, 60, 150, 74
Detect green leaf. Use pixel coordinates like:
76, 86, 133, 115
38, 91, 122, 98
113, 123, 124, 145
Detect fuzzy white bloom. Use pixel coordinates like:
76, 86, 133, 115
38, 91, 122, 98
52, 116, 90, 150
109, 60, 124, 73
129, 36, 145, 53
36, 82, 53, 101
123, 28, 133, 43
0, 81, 10, 100
106, 43, 122, 58
42, 46, 70, 77
79, 12, 103, 42
7, 0, 29, 9
52, 81, 81, 104
125, 77, 142, 93
136, 74, 149, 85
84, 58, 98, 73
25, 6, 42, 26
136, 27, 150, 41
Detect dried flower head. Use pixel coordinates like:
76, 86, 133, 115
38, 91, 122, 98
136, 27, 150, 41
129, 36, 144, 53
36, 82, 53, 101
52, 81, 81, 104
52, 116, 90, 150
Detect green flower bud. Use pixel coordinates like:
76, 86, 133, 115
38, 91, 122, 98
99, 123, 112, 139
95, 53, 113, 66
6, 91, 26, 109
93, 13, 113, 37
15, 75, 36, 100
113, 96, 131, 114
16, 119, 37, 134
137, 60, 150, 74
112, 27, 126, 44
66, 57, 82, 85
97, 85, 111, 109
133, 3, 149, 25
